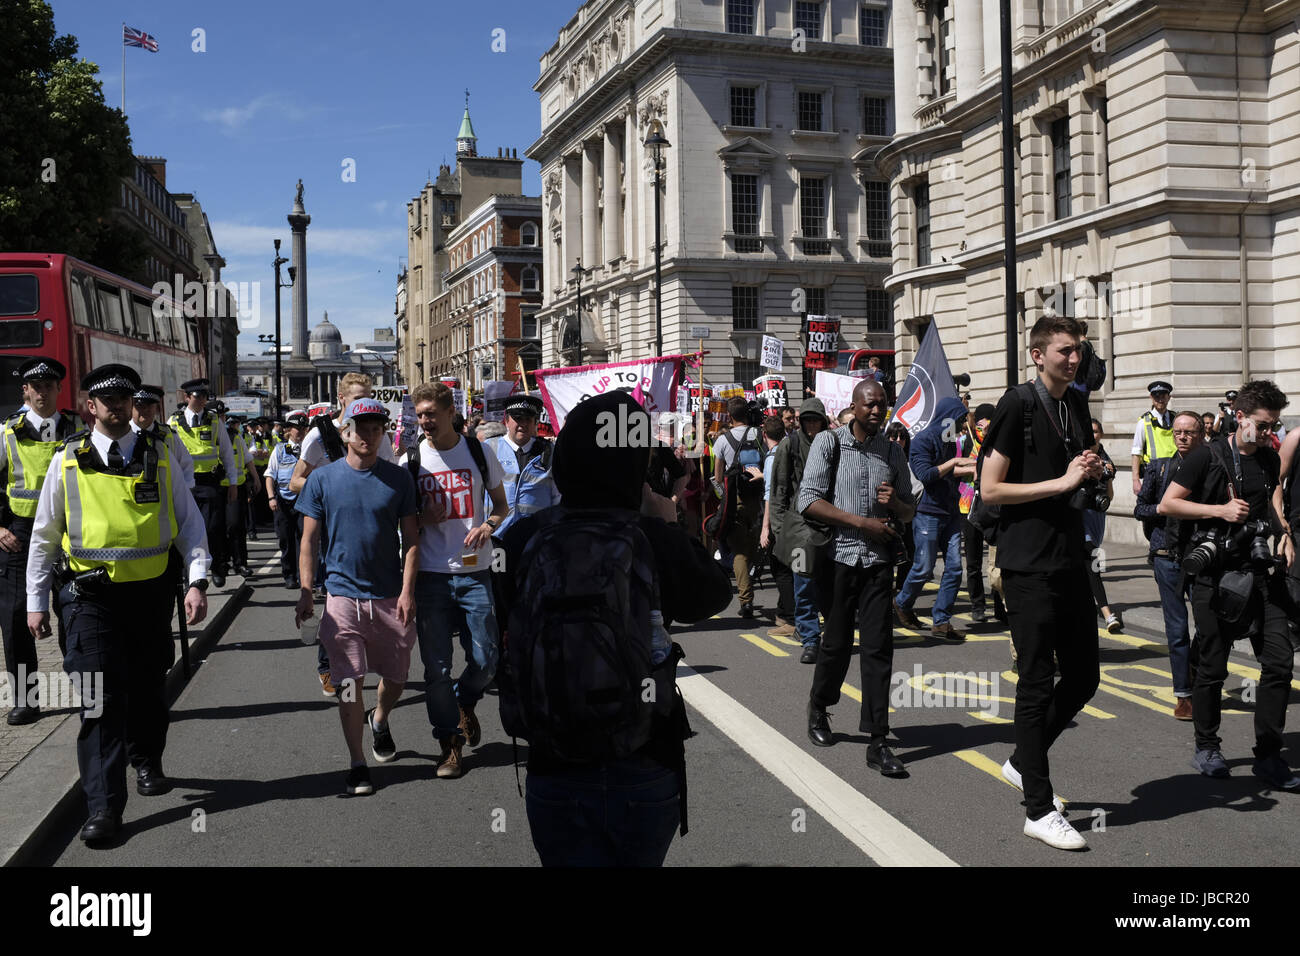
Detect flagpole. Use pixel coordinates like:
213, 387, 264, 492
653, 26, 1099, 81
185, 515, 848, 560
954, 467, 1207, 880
121, 23, 125, 114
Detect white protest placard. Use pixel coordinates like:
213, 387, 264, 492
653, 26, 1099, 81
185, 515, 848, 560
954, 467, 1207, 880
483, 380, 517, 422
452, 388, 467, 419
533, 355, 682, 432
814, 370, 862, 419
760, 335, 784, 371
370, 384, 410, 444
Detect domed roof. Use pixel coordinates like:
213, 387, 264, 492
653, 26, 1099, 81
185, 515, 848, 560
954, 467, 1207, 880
310, 312, 341, 342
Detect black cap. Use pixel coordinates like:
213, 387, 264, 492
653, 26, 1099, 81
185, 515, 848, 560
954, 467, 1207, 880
81, 363, 140, 398
1147, 380, 1173, 395
504, 394, 544, 418
133, 384, 165, 403
180, 378, 210, 395
285, 411, 309, 428
17, 357, 66, 382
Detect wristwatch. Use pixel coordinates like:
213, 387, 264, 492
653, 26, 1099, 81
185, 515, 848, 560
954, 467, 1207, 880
189, 579, 209, 593
486, 516, 501, 530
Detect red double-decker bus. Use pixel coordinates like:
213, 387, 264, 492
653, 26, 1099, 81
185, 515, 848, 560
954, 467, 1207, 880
0, 254, 206, 420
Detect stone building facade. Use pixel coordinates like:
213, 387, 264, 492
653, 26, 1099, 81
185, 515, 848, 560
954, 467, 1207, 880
528, 0, 895, 394
878, 0, 1300, 542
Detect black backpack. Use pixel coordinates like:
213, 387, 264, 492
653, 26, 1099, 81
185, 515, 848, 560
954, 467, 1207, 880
313, 416, 346, 464
499, 507, 663, 764
1075, 339, 1108, 393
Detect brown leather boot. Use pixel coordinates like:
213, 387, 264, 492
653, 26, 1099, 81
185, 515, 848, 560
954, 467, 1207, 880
458, 704, 481, 748
437, 734, 466, 778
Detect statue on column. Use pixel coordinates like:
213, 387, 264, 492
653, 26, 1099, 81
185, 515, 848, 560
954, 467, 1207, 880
295, 179, 305, 206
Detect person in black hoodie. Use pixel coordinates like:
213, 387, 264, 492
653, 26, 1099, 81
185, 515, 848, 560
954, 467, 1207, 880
496, 391, 731, 866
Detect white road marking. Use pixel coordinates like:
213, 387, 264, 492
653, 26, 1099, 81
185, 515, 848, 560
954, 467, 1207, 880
676, 664, 958, 867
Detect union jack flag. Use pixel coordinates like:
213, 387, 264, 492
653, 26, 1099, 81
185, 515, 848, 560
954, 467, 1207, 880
123, 26, 159, 51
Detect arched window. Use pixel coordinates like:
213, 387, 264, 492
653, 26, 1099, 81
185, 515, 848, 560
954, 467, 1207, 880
521, 222, 538, 246
522, 266, 539, 292
472, 236, 479, 256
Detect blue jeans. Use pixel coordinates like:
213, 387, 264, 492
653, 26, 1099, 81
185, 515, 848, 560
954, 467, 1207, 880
415, 571, 499, 738
1153, 555, 1192, 697
526, 757, 681, 867
896, 512, 963, 625
793, 572, 821, 647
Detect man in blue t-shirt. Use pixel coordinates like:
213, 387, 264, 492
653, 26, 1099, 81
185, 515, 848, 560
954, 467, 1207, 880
295, 398, 419, 796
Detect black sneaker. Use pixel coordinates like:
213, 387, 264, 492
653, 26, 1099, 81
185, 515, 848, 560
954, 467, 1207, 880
1252, 754, 1300, 790
1191, 748, 1230, 778
800, 644, 818, 664
368, 708, 396, 763
739, 603, 754, 619
970, 605, 988, 624
345, 765, 373, 795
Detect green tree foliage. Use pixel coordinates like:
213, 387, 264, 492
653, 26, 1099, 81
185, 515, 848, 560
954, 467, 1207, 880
0, 0, 144, 277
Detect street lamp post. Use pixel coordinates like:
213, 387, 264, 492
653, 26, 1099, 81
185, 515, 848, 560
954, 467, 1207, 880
571, 262, 592, 365
272, 239, 294, 416
644, 120, 671, 358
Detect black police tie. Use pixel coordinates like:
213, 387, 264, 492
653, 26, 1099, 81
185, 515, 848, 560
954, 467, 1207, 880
108, 441, 125, 471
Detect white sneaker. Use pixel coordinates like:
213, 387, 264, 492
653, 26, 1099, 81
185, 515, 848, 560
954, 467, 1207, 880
1023, 810, 1086, 850
1001, 759, 1067, 815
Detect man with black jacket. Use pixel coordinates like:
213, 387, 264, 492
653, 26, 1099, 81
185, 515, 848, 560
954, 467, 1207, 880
768, 397, 830, 663
1158, 380, 1298, 789
1132, 410, 1204, 719
980, 315, 1104, 851
496, 392, 731, 866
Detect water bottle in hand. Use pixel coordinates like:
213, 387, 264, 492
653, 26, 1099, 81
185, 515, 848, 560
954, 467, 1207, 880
299, 604, 319, 645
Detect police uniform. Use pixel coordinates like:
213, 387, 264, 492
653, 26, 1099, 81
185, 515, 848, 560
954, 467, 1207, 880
482, 395, 559, 538
130, 384, 195, 490
26, 364, 209, 842
1, 358, 80, 725
1131, 380, 1177, 478
169, 381, 236, 585
222, 415, 255, 574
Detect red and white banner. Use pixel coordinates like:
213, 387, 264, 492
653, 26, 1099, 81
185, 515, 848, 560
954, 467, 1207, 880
534, 356, 683, 432
805, 315, 841, 370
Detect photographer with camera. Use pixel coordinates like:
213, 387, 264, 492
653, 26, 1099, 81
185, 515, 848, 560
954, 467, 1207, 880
1212, 390, 1238, 440
979, 315, 1105, 850
1158, 381, 1298, 789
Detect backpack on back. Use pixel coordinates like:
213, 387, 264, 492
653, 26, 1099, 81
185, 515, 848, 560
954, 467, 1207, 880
499, 507, 661, 764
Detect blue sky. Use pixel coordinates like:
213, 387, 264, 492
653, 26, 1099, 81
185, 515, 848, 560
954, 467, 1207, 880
52, 0, 563, 351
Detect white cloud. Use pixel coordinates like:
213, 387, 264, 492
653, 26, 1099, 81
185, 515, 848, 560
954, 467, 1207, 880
210, 222, 405, 262
202, 94, 317, 131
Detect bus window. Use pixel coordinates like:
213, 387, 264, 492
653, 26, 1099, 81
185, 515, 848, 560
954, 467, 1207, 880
0, 275, 38, 316
70, 272, 98, 328
168, 307, 187, 351
184, 317, 201, 354
96, 283, 125, 335
151, 300, 175, 347
131, 295, 155, 342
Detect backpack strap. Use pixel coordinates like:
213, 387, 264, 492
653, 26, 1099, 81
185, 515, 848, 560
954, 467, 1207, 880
315, 416, 346, 463
464, 433, 491, 489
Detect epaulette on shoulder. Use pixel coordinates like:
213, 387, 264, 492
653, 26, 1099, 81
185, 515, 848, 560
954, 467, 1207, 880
58, 429, 91, 451
3, 410, 24, 426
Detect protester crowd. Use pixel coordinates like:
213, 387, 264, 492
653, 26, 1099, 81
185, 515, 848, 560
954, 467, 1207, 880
3, 315, 1298, 863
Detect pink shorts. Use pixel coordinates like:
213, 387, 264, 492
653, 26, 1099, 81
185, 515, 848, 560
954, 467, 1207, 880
319, 595, 416, 686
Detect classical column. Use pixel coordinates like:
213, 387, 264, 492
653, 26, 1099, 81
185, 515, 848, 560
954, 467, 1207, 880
603, 124, 622, 263
563, 154, 582, 274
288, 180, 310, 360
955, 0, 984, 101
624, 108, 638, 263
582, 141, 600, 267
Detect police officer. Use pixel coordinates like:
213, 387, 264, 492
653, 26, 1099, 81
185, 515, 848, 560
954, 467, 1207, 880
131, 384, 195, 490
266, 411, 308, 589
481, 394, 559, 537
1130, 380, 1176, 496
220, 410, 259, 578
1, 358, 81, 725
169, 380, 237, 587
26, 363, 210, 843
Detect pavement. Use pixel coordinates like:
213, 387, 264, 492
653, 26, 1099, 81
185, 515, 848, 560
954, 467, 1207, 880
3, 527, 1298, 867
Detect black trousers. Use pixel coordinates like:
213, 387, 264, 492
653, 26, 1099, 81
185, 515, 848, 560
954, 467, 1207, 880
961, 516, 986, 609
0, 515, 36, 701
1189, 573, 1294, 759
809, 561, 893, 737
225, 483, 249, 569
192, 479, 227, 573
274, 498, 303, 583
769, 551, 794, 622
1002, 569, 1100, 819
58, 575, 174, 817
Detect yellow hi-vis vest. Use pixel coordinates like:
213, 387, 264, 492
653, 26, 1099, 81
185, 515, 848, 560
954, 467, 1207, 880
61, 432, 177, 583
1141, 411, 1178, 466
4, 411, 79, 519
169, 410, 222, 475
221, 428, 246, 487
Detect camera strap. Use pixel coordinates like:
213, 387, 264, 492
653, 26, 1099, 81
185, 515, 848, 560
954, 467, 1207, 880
1031, 378, 1077, 453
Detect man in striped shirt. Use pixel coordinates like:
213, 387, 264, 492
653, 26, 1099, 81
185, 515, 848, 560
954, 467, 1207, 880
799, 379, 916, 777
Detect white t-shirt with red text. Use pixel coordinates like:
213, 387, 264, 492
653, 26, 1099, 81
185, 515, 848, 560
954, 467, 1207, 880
416, 436, 505, 573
